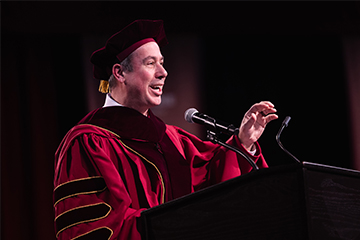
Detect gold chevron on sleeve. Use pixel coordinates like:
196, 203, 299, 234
55, 202, 111, 238
54, 176, 107, 206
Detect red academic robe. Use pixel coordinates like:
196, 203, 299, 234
53, 106, 268, 240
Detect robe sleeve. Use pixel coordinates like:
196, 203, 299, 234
54, 123, 269, 239
166, 125, 268, 191
54, 129, 144, 240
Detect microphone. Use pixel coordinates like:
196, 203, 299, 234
185, 108, 259, 171
276, 116, 301, 164
184, 108, 239, 136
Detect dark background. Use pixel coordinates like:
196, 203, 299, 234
2, 1, 360, 239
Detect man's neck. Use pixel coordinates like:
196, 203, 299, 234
103, 94, 149, 116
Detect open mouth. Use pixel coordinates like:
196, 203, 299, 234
150, 84, 163, 93
150, 85, 161, 90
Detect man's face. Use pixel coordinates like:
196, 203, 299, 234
122, 41, 167, 114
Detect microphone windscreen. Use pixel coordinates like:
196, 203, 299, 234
184, 108, 198, 123
283, 116, 291, 127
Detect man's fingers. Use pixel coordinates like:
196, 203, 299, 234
242, 113, 256, 129
244, 101, 278, 128
260, 107, 277, 116
248, 101, 275, 114
260, 101, 274, 108
264, 114, 279, 124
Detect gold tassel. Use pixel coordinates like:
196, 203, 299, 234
98, 80, 109, 93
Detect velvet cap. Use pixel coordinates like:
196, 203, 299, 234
90, 19, 168, 84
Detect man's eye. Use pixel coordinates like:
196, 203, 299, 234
147, 61, 155, 65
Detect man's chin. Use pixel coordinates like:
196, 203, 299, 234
149, 97, 162, 107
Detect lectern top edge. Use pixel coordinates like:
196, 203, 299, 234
303, 161, 360, 177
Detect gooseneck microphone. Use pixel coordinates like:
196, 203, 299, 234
184, 108, 239, 136
276, 116, 301, 164
184, 108, 259, 171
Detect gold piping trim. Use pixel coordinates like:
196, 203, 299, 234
54, 176, 107, 207
119, 138, 165, 204
71, 226, 114, 240
78, 124, 121, 138
78, 123, 166, 204
55, 202, 112, 238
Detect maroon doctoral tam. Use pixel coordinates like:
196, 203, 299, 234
90, 19, 168, 92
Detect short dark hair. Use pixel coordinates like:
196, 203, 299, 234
120, 53, 134, 72
108, 53, 134, 92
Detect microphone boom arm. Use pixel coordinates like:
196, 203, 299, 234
192, 113, 239, 136
185, 107, 258, 171
207, 130, 259, 171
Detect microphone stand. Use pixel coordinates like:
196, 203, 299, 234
206, 130, 259, 171
276, 116, 301, 164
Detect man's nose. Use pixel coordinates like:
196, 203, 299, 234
156, 64, 168, 80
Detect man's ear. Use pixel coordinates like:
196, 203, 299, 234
112, 64, 125, 83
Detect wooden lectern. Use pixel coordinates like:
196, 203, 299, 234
141, 162, 360, 240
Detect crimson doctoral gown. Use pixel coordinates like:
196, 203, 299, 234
53, 106, 268, 239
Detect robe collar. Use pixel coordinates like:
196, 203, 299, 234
78, 106, 166, 143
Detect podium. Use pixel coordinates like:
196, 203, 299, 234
141, 162, 360, 240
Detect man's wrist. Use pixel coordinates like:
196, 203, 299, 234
236, 135, 257, 155
241, 141, 255, 152
245, 143, 256, 153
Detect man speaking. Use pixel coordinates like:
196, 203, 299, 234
53, 19, 278, 239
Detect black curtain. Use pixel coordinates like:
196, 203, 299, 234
1, 31, 86, 239
202, 35, 351, 168
2, 2, 360, 240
